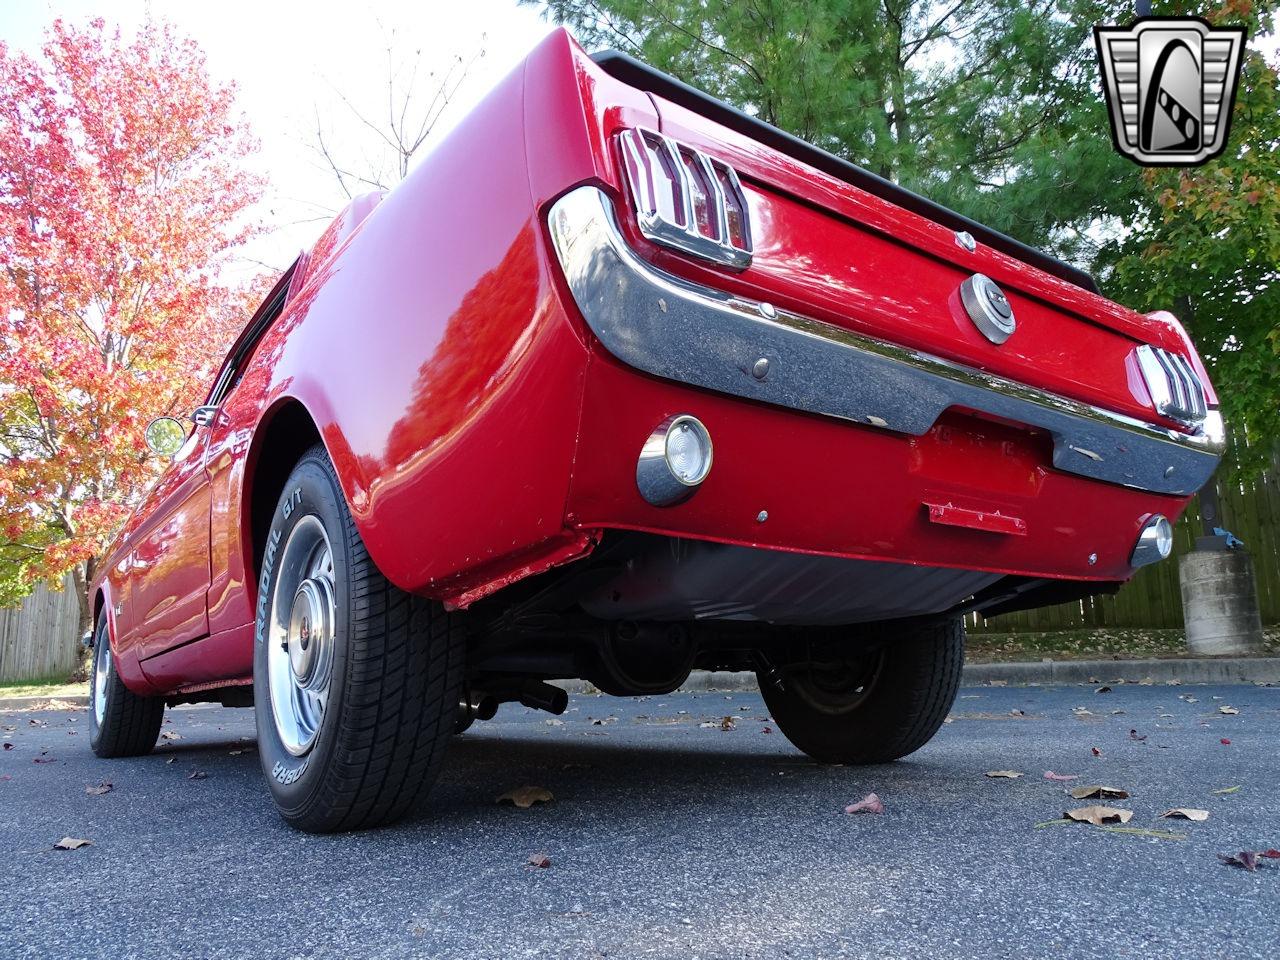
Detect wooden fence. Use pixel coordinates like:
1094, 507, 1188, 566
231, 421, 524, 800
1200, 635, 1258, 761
0, 575, 82, 684
970, 446, 1280, 633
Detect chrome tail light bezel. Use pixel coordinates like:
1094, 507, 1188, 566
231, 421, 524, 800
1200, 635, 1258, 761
1134, 344, 1209, 429
617, 127, 753, 270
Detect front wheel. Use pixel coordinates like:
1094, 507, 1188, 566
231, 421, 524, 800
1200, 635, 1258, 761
758, 617, 964, 764
253, 445, 466, 833
88, 613, 164, 758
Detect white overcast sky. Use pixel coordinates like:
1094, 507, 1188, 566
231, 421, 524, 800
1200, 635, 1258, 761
2, 2, 1276, 280
0, 0, 554, 275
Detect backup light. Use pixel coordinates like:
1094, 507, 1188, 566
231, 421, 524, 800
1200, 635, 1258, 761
1130, 514, 1174, 568
618, 127, 753, 269
637, 415, 713, 506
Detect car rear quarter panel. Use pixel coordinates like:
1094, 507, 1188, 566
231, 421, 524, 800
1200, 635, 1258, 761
220, 31, 617, 614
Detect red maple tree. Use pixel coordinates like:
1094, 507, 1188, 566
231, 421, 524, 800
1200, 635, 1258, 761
0, 18, 265, 627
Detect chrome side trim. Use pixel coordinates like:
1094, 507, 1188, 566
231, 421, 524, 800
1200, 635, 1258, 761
548, 186, 1224, 497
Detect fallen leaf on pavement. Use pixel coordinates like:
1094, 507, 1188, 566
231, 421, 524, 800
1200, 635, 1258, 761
85, 780, 113, 797
497, 786, 554, 808
187, 769, 207, 780
1009, 709, 1025, 717
985, 770, 1024, 779
160, 730, 182, 741
1219, 706, 1239, 715
1070, 785, 1130, 800
544, 719, 564, 726
1179, 695, 1199, 704
1212, 785, 1242, 795
720, 716, 736, 731
1129, 729, 1147, 742
526, 853, 552, 869
844, 793, 885, 815
2, 743, 11, 750
1161, 808, 1209, 822
1095, 686, 1112, 694
1219, 851, 1262, 871
1220, 738, 1232, 745
1044, 771, 1079, 782
1072, 707, 1093, 717
1065, 805, 1133, 826
762, 726, 772, 734
1138, 677, 1155, 686
1091, 747, 1102, 757
33, 755, 56, 764
53, 837, 92, 850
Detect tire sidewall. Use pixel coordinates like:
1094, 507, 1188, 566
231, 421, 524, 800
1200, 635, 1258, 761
88, 614, 110, 752
253, 455, 351, 816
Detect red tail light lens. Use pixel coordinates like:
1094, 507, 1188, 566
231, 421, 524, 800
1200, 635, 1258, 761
617, 127, 752, 269
713, 164, 750, 252
678, 148, 717, 241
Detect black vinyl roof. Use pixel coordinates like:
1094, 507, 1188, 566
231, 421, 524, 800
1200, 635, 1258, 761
592, 49, 1098, 294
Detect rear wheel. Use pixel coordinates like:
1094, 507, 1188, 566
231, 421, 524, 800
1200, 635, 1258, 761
88, 613, 164, 758
759, 617, 964, 764
254, 444, 466, 833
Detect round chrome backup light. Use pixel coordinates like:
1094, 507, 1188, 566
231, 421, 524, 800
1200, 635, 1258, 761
1130, 514, 1174, 568
637, 415, 713, 506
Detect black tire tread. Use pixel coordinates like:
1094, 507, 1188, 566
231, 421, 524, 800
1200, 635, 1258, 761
275, 447, 466, 833
760, 617, 964, 764
91, 618, 164, 759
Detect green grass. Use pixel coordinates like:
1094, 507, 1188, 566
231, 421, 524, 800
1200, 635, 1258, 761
965, 626, 1280, 663
0, 675, 86, 700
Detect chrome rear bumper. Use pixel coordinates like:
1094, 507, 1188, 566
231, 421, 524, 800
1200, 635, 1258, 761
548, 185, 1223, 497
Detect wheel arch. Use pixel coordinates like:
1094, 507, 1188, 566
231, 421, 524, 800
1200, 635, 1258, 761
91, 587, 108, 645
242, 396, 326, 587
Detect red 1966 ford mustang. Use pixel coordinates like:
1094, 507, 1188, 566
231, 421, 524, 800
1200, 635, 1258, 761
87, 29, 1222, 832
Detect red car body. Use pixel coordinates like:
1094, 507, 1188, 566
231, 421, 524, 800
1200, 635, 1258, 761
91, 28, 1222, 702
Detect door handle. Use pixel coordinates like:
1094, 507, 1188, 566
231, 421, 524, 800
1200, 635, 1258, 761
191, 405, 221, 427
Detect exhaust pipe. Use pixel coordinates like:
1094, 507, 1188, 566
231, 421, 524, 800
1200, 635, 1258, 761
517, 680, 568, 715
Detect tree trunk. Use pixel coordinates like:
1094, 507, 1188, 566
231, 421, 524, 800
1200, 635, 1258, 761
71, 559, 93, 637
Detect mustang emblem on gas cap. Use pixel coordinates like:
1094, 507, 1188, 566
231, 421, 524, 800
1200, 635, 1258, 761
959, 273, 1016, 345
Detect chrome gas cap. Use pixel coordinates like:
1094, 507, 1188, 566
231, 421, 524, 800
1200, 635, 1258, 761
959, 273, 1016, 345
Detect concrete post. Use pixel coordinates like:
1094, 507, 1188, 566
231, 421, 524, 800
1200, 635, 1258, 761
1179, 550, 1265, 656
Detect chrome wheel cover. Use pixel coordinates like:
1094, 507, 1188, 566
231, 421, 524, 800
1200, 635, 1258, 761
267, 515, 337, 757
93, 637, 111, 727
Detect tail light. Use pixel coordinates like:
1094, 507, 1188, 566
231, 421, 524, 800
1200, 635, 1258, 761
1134, 344, 1209, 428
617, 127, 753, 270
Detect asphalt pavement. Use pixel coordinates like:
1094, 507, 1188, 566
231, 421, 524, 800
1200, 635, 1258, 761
1, 683, 1277, 960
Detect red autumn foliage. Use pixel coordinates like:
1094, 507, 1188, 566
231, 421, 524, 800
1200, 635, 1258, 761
0, 18, 266, 618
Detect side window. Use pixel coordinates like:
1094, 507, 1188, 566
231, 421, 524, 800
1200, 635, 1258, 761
206, 259, 299, 409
